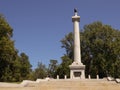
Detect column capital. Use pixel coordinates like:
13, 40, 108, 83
72, 16, 80, 22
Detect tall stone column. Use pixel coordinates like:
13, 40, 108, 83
69, 9, 85, 79
72, 9, 82, 64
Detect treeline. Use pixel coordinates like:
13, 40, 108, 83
59, 21, 120, 78
33, 21, 120, 79
1, 14, 120, 82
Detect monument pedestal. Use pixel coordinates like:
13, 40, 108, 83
69, 62, 85, 79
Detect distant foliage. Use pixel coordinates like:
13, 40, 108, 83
56, 55, 72, 78
54, 32, 73, 78
48, 59, 58, 78
33, 62, 47, 79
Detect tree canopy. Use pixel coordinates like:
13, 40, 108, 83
81, 22, 120, 78
58, 21, 120, 78
1, 13, 120, 81
0, 14, 32, 82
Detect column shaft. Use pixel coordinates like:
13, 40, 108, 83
73, 20, 81, 63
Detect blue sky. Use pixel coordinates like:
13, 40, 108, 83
0, 0, 120, 69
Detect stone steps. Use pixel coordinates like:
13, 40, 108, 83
0, 79, 119, 90
37, 79, 118, 90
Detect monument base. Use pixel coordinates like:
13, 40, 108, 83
69, 62, 85, 79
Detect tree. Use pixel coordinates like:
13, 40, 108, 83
34, 62, 47, 79
48, 59, 58, 78
61, 32, 74, 60
19, 53, 32, 81
55, 32, 73, 78
60, 21, 120, 78
0, 14, 32, 82
0, 14, 17, 81
82, 21, 120, 78
55, 55, 72, 78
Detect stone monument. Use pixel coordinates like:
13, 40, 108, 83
69, 9, 85, 79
